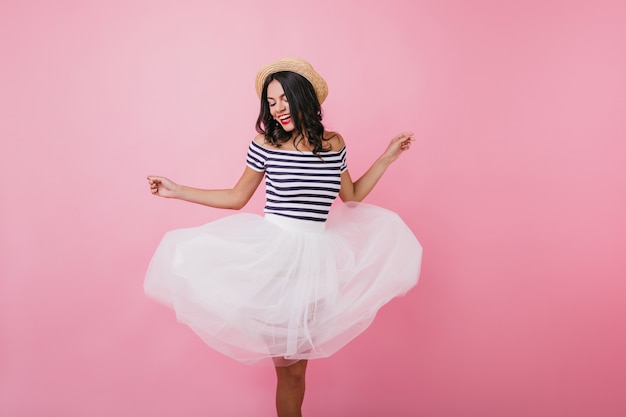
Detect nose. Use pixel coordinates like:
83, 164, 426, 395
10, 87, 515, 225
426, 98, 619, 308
276, 99, 286, 113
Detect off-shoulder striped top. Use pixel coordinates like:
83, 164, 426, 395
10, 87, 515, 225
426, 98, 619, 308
246, 140, 347, 222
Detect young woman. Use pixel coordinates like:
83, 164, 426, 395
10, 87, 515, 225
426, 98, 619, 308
145, 57, 422, 417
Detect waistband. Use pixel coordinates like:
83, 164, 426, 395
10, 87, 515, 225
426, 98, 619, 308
264, 213, 326, 233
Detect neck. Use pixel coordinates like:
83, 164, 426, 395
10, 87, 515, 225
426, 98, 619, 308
291, 134, 314, 152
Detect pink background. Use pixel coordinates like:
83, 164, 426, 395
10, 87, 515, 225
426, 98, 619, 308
1, 0, 625, 416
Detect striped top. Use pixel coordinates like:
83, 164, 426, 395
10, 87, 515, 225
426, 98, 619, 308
246, 140, 348, 222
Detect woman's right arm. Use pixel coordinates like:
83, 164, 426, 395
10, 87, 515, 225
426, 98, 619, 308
147, 166, 264, 210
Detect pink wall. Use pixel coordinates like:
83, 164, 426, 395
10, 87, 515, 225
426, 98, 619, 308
1, 1, 625, 416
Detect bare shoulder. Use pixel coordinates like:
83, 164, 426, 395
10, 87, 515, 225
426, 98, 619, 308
324, 131, 346, 152
253, 133, 267, 146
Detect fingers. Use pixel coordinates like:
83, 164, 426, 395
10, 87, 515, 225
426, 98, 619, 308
393, 132, 415, 151
394, 131, 414, 142
147, 176, 161, 194
400, 139, 413, 150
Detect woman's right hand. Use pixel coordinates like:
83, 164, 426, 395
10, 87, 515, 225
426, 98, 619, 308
147, 176, 179, 198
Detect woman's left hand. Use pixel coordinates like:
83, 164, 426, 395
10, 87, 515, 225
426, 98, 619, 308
382, 131, 415, 163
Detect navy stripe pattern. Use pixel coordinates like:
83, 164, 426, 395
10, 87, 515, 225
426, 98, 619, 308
246, 140, 347, 222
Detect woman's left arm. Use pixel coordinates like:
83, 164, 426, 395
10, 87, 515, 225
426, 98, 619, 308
339, 131, 415, 202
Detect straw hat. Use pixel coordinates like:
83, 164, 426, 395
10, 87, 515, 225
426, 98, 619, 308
255, 57, 328, 104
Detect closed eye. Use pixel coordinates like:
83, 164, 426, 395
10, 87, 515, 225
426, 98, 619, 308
267, 94, 287, 107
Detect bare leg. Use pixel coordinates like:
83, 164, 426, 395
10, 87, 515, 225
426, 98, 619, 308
275, 360, 308, 417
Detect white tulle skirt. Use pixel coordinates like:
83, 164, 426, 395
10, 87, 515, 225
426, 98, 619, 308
144, 202, 422, 366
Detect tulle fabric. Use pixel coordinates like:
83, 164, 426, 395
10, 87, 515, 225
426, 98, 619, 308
144, 202, 422, 366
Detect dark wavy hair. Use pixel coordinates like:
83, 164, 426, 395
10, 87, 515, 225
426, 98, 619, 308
255, 71, 331, 154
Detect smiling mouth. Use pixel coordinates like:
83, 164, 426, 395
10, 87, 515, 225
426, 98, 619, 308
277, 114, 292, 125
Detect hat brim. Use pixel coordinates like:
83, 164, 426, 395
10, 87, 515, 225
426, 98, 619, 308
255, 57, 328, 104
